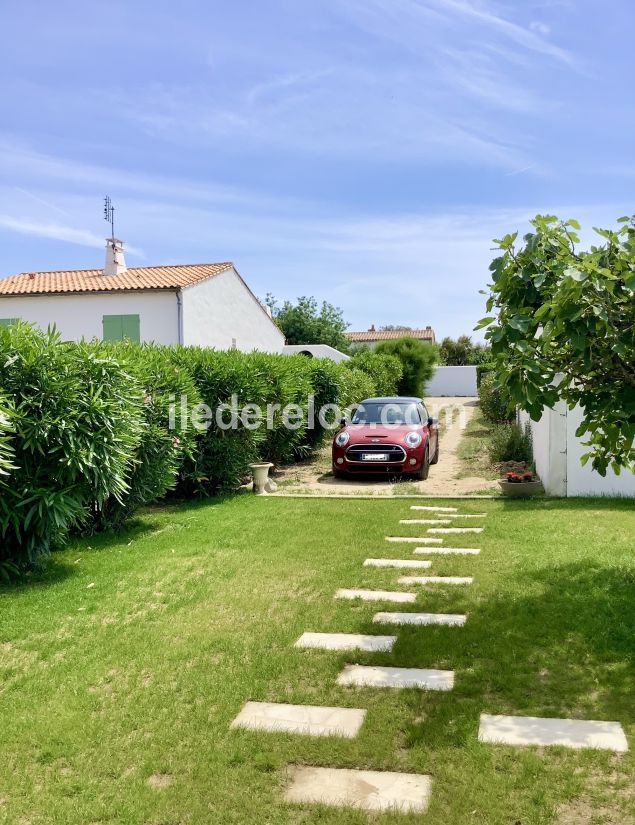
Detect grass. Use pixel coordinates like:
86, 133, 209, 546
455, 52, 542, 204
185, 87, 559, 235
457, 407, 506, 480
1, 495, 634, 824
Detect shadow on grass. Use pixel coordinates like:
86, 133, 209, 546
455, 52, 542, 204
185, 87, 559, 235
397, 558, 635, 750
0, 495, 232, 593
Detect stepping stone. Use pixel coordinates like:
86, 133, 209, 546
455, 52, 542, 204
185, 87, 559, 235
364, 558, 432, 569
398, 576, 473, 585
410, 505, 457, 512
336, 588, 416, 603
373, 611, 466, 627
427, 527, 483, 534
386, 536, 443, 544
446, 513, 487, 519
399, 519, 451, 525
478, 714, 628, 752
337, 663, 454, 690
295, 632, 396, 652
414, 546, 480, 555
230, 701, 366, 738
284, 766, 432, 813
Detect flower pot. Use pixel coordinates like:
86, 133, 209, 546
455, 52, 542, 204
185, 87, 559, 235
249, 463, 274, 495
498, 479, 543, 498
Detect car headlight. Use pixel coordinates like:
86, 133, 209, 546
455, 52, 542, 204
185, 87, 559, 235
335, 431, 350, 447
404, 431, 422, 448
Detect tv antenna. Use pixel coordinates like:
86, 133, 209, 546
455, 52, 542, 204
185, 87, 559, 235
104, 196, 115, 240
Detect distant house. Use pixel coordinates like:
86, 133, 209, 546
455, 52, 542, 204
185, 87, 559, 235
0, 239, 285, 353
346, 324, 436, 348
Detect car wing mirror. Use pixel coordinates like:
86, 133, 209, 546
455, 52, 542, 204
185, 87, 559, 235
428, 416, 437, 427
340, 417, 347, 428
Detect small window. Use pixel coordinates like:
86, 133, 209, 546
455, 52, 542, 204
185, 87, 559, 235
102, 314, 140, 342
0, 318, 18, 328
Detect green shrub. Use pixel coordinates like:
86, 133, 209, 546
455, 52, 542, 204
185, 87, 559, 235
91, 343, 202, 530
338, 366, 376, 411
479, 372, 513, 423
169, 348, 323, 491
476, 363, 495, 388
0, 324, 144, 567
0, 395, 14, 480
304, 358, 346, 449
347, 351, 402, 396
488, 422, 533, 464
375, 337, 436, 396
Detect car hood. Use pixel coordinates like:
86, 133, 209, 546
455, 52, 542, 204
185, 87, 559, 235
343, 424, 423, 445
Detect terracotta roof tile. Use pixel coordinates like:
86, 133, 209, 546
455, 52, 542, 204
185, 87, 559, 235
346, 328, 435, 342
0, 262, 233, 296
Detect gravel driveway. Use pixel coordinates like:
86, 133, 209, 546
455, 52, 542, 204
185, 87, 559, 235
273, 397, 495, 496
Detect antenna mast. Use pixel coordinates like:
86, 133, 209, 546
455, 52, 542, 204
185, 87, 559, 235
104, 196, 115, 240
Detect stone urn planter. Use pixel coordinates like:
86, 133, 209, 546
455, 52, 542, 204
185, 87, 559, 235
498, 479, 543, 498
249, 462, 274, 495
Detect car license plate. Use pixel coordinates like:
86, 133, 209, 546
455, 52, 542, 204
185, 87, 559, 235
362, 453, 388, 461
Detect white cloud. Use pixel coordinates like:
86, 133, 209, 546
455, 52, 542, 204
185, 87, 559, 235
530, 21, 551, 35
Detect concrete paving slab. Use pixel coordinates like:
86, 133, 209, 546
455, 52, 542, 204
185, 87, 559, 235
231, 701, 366, 738
284, 766, 432, 813
410, 505, 458, 512
413, 546, 480, 555
399, 519, 451, 525
335, 588, 416, 603
364, 558, 432, 569
386, 536, 443, 544
294, 632, 396, 652
427, 527, 483, 534
478, 714, 628, 752
398, 575, 473, 585
373, 611, 466, 626
337, 664, 454, 690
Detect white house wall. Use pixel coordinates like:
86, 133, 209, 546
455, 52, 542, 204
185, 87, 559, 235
0, 291, 178, 344
180, 268, 285, 352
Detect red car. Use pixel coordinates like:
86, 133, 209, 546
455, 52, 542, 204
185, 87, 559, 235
332, 396, 439, 480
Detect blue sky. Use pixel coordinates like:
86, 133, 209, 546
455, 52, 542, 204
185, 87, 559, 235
1, 0, 633, 338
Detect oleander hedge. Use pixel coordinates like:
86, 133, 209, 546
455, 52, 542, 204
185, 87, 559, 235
0, 324, 388, 570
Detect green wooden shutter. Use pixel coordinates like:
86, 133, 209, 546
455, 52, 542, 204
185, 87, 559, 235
102, 314, 140, 342
102, 315, 123, 341
121, 314, 140, 342
0, 318, 18, 328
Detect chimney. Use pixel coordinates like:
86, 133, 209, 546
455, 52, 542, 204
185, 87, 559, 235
104, 238, 127, 276
369, 324, 376, 332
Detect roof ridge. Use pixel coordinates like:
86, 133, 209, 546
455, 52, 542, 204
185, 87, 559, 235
15, 261, 233, 277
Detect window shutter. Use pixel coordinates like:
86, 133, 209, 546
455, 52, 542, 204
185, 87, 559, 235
121, 314, 140, 342
102, 315, 123, 341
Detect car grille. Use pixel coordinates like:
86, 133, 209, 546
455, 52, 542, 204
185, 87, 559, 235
345, 444, 406, 463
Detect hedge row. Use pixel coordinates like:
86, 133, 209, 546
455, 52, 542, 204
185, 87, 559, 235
0, 324, 399, 570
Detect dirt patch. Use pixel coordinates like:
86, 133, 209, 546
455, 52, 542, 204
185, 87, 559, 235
273, 398, 496, 496
147, 773, 173, 789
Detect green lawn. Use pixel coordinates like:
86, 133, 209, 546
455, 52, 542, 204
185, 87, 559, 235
1, 496, 634, 824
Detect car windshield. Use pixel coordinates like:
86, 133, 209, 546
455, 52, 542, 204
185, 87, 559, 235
352, 402, 421, 426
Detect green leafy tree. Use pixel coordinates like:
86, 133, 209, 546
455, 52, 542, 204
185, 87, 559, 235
439, 335, 491, 365
375, 337, 437, 396
477, 214, 635, 475
267, 295, 350, 352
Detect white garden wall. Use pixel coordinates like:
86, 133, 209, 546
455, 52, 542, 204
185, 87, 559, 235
519, 404, 635, 498
425, 365, 477, 397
